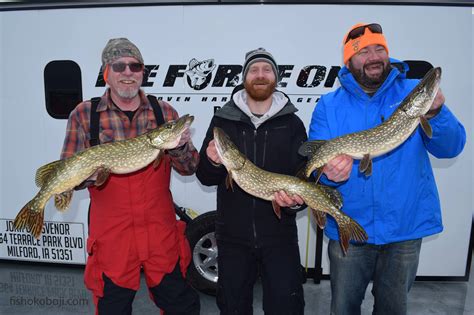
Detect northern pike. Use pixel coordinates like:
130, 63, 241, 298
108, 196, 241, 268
213, 127, 367, 254
300, 67, 441, 181
14, 114, 194, 238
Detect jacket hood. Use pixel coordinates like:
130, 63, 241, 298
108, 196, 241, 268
215, 84, 299, 127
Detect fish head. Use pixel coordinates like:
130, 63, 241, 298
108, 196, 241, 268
147, 114, 194, 149
213, 127, 246, 170
195, 59, 216, 74
188, 58, 216, 75
185, 59, 216, 88
401, 67, 441, 117
304, 154, 325, 178
299, 140, 327, 178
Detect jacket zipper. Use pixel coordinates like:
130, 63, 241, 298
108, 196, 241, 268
242, 130, 248, 156
262, 130, 268, 168
253, 130, 257, 164
252, 129, 258, 248
242, 129, 258, 247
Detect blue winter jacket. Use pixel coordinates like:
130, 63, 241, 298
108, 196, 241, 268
308, 60, 466, 245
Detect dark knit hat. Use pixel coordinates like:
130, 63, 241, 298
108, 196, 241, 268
242, 48, 279, 82
101, 38, 144, 70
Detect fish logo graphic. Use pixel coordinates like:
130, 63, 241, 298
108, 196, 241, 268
185, 58, 216, 90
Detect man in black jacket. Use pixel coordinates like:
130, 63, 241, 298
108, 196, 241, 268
196, 48, 307, 315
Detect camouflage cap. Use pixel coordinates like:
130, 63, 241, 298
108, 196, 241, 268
101, 38, 144, 69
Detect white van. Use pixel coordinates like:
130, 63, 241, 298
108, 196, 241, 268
0, 1, 472, 295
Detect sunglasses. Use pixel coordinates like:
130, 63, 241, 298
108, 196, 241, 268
345, 23, 383, 44
110, 62, 144, 73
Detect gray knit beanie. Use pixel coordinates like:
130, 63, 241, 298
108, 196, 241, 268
101, 38, 144, 70
242, 48, 279, 82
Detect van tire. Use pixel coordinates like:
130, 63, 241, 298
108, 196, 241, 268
185, 211, 218, 296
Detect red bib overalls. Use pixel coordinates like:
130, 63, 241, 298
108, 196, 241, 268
83, 156, 191, 306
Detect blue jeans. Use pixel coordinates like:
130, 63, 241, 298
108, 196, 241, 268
328, 238, 422, 315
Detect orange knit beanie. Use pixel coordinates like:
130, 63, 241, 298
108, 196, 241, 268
343, 23, 389, 64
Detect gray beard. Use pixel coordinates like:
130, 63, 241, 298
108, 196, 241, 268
117, 88, 140, 99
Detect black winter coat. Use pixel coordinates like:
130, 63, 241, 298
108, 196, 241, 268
196, 90, 307, 247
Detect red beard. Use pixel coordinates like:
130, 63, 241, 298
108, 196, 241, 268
244, 79, 276, 102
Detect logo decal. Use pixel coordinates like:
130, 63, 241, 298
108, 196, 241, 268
185, 58, 217, 90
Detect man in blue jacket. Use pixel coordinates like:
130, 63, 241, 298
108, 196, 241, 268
308, 23, 466, 314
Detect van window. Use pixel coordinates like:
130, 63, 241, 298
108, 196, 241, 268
44, 60, 83, 119
404, 60, 433, 79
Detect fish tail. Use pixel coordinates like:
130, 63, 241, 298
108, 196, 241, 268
338, 218, 368, 255
13, 200, 44, 239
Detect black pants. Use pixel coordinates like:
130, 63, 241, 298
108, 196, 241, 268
97, 263, 200, 315
216, 241, 305, 315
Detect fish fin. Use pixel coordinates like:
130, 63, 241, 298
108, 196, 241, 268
338, 220, 356, 256
359, 154, 370, 172
348, 218, 369, 244
225, 172, 234, 191
359, 154, 372, 175
272, 200, 282, 219
310, 208, 327, 229
54, 190, 74, 211
364, 159, 373, 177
95, 168, 111, 187
420, 116, 433, 138
317, 184, 343, 209
339, 227, 350, 255
188, 58, 198, 69
13, 201, 44, 239
153, 150, 164, 168
35, 160, 62, 188
337, 217, 368, 255
298, 140, 326, 157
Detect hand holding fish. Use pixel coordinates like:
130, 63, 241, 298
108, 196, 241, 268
323, 154, 353, 182
175, 127, 191, 149
206, 139, 222, 166
213, 127, 367, 254
299, 67, 442, 182
274, 191, 304, 208
432, 89, 445, 110
13, 114, 194, 238
426, 88, 445, 119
